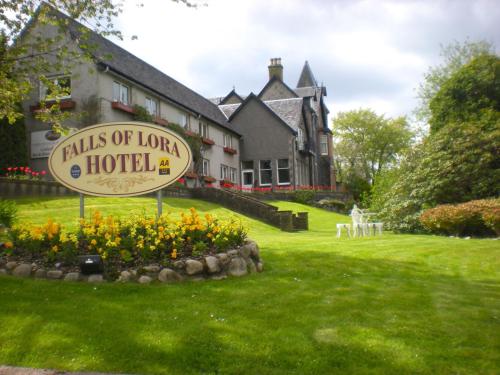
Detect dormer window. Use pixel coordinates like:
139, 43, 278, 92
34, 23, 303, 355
113, 81, 129, 105
40, 75, 71, 100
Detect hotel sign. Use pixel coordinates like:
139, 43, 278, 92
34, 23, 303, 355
48, 122, 192, 197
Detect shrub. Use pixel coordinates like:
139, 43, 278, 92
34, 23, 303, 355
0, 199, 17, 228
5, 208, 247, 267
420, 198, 500, 237
293, 190, 315, 204
315, 198, 346, 213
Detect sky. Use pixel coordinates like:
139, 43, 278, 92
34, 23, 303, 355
111, 0, 500, 124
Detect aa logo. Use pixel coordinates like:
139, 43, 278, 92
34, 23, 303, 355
158, 157, 170, 175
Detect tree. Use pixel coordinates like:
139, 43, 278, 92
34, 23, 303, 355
428, 54, 500, 133
415, 40, 494, 125
332, 109, 413, 200
0, 0, 197, 129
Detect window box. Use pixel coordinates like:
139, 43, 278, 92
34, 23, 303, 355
203, 176, 216, 183
220, 179, 234, 188
111, 101, 135, 114
201, 137, 215, 146
184, 171, 198, 179
154, 117, 169, 126
185, 130, 197, 137
223, 146, 237, 155
30, 99, 76, 113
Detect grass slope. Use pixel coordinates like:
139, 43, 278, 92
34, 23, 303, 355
0, 197, 499, 375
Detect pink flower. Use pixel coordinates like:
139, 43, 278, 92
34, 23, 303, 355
13, 167, 18, 171
19, 167, 25, 171
41, 170, 47, 176
7, 167, 12, 171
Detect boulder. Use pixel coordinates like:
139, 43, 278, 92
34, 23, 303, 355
256, 262, 264, 273
64, 272, 81, 282
185, 259, 203, 275
158, 268, 183, 283
205, 256, 220, 274
239, 244, 252, 258
47, 270, 63, 279
143, 265, 160, 273
247, 241, 260, 258
173, 260, 185, 270
210, 273, 227, 281
227, 250, 239, 258
246, 259, 257, 273
87, 274, 104, 283
118, 270, 133, 282
216, 253, 230, 266
138, 275, 153, 284
228, 257, 248, 277
13, 263, 32, 277
5, 262, 18, 271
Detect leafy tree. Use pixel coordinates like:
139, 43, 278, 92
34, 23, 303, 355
429, 54, 500, 133
415, 39, 494, 125
0, 106, 27, 172
0, 0, 197, 130
332, 109, 413, 200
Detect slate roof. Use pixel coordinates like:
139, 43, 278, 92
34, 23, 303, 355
218, 97, 303, 133
44, 6, 237, 134
297, 61, 318, 88
294, 87, 318, 98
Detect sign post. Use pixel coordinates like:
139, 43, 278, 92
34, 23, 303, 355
80, 193, 84, 219
157, 189, 162, 218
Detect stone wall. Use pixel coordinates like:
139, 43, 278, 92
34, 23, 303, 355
0, 240, 263, 284
191, 188, 308, 232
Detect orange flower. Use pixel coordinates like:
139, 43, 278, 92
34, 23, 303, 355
4, 241, 13, 249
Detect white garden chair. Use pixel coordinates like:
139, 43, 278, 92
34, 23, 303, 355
336, 223, 351, 238
350, 204, 364, 237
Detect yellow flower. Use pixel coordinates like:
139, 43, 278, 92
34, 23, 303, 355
91, 239, 97, 246
51, 245, 59, 253
171, 249, 177, 259
4, 241, 13, 249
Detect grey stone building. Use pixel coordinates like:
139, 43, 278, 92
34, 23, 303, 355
213, 58, 336, 190
20, 6, 241, 188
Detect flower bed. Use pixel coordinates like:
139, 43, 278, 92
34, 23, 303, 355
0, 208, 263, 283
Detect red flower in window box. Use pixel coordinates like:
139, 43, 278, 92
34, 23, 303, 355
184, 171, 198, 179
30, 99, 76, 113
185, 130, 197, 137
201, 137, 215, 146
203, 176, 216, 183
111, 101, 135, 114
223, 146, 237, 155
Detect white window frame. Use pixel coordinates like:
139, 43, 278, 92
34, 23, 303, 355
145, 97, 158, 116
199, 121, 209, 138
259, 160, 272, 186
220, 164, 229, 180
230, 167, 237, 183
40, 75, 71, 101
201, 159, 210, 176
297, 128, 305, 150
223, 133, 232, 148
277, 159, 291, 185
320, 134, 328, 155
113, 81, 129, 105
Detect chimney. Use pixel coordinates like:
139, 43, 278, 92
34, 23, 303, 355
268, 57, 283, 81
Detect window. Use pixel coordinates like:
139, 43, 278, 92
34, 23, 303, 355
230, 167, 237, 182
320, 134, 328, 155
41, 75, 71, 100
201, 159, 210, 176
199, 121, 209, 138
113, 81, 129, 105
259, 160, 272, 186
241, 160, 253, 170
180, 114, 188, 129
277, 159, 290, 185
220, 164, 229, 180
297, 128, 305, 150
145, 97, 158, 116
223, 133, 232, 148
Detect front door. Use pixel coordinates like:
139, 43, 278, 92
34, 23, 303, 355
241, 169, 254, 190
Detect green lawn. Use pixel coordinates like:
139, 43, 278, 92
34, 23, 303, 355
1, 196, 499, 375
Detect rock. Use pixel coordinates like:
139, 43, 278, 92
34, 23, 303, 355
205, 256, 220, 274
228, 257, 248, 277
210, 273, 227, 281
158, 268, 183, 283
34, 269, 47, 278
173, 260, 185, 270
13, 263, 32, 277
5, 261, 18, 271
256, 262, 264, 273
246, 259, 257, 273
47, 270, 63, 279
118, 270, 132, 282
247, 241, 260, 258
227, 250, 239, 257
138, 275, 152, 284
0, 269, 7, 275
143, 265, 160, 273
239, 245, 252, 258
64, 272, 80, 281
55, 262, 63, 269
216, 253, 230, 266
185, 259, 203, 275
87, 274, 104, 283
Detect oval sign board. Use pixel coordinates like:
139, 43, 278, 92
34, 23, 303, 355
48, 122, 192, 197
